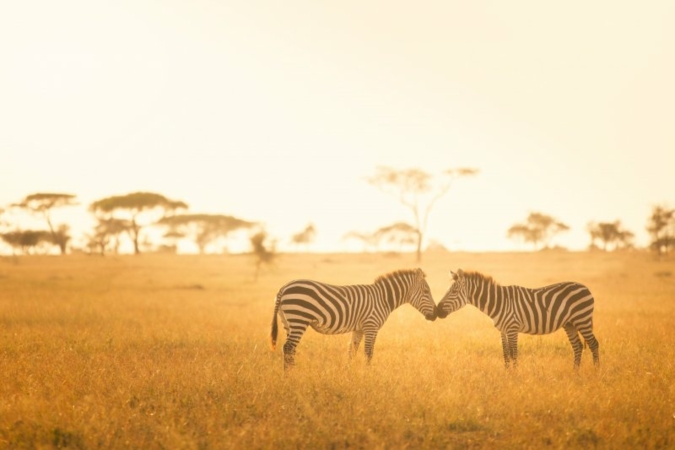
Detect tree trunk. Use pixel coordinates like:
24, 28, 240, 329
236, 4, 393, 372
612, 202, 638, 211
131, 220, 141, 255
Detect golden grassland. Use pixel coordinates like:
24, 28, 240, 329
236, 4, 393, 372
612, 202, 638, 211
1, 251, 674, 449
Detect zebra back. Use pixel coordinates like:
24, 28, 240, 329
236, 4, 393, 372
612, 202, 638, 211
442, 270, 594, 334
274, 268, 435, 334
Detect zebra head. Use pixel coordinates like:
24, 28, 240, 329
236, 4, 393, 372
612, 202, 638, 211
406, 268, 437, 321
436, 269, 469, 319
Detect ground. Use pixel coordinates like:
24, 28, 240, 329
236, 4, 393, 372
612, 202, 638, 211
0, 251, 673, 448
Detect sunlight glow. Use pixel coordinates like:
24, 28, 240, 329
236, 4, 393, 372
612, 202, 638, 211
2, 1, 674, 253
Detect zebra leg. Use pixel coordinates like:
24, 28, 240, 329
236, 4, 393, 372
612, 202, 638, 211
282, 341, 296, 370
349, 331, 364, 359
363, 330, 379, 364
563, 323, 583, 368
578, 324, 600, 366
500, 333, 511, 368
507, 331, 519, 368
282, 322, 309, 370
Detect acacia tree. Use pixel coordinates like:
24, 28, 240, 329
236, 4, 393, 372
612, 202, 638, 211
1, 230, 53, 255
373, 222, 418, 253
341, 230, 379, 252
507, 212, 569, 250
368, 166, 478, 262
290, 223, 316, 252
587, 221, 634, 251
646, 205, 675, 256
158, 213, 256, 253
86, 218, 129, 255
342, 222, 417, 253
13, 193, 78, 254
89, 192, 187, 254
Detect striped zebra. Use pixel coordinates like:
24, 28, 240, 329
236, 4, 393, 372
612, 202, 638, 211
270, 268, 437, 369
436, 269, 599, 368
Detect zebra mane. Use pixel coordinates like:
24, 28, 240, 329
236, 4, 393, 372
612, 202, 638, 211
374, 268, 424, 284
462, 270, 500, 286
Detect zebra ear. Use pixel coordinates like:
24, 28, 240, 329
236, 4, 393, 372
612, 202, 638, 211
457, 269, 464, 277
450, 270, 458, 281
416, 268, 426, 278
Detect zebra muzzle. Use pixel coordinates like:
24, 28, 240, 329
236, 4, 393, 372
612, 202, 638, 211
435, 307, 448, 319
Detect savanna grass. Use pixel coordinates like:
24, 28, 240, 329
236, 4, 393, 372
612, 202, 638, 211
0, 251, 674, 448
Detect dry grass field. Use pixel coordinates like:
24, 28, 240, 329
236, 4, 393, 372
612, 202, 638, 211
1, 251, 674, 449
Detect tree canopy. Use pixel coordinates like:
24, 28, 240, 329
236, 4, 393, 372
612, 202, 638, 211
90, 192, 187, 215
342, 222, 418, 253
1, 230, 53, 254
341, 230, 379, 252
587, 221, 634, 251
13, 192, 78, 254
15, 193, 78, 211
158, 213, 256, 253
646, 205, 675, 256
86, 218, 130, 255
373, 222, 417, 252
507, 212, 569, 250
290, 223, 317, 252
90, 192, 188, 254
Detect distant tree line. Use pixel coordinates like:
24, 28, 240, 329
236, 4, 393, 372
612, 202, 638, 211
506, 209, 675, 256
2, 173, 674, 258
0, 192, 259, 256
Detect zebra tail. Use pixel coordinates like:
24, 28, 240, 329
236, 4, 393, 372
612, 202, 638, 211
270, 291, 281, 351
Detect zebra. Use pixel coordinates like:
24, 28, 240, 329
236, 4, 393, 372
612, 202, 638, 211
270, 268, 437, 369
436, 269, 599, 368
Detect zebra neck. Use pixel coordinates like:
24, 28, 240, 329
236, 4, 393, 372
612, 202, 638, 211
468, 280, 505, 316
375, 281, 404, 312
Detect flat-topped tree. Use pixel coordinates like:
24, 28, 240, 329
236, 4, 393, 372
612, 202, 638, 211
587, 221, 634, 251
373, 222, 417, 253
290, 223, 316, 253
158, 213, 257, 253
341, 230, 379, 253
1, 230, 53, 255
507, 212, 569, 250
87, 217, 130, 255
90, 192, 187, 254
14, 193, 78, 254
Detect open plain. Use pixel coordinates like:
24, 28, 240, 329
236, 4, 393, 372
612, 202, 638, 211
1, 251, 674, 449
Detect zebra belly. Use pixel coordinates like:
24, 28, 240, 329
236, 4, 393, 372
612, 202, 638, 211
310, 321, 355, 335
520, 326, 562, 335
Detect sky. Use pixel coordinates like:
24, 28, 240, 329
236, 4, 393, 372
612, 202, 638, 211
1, 1, 674, 252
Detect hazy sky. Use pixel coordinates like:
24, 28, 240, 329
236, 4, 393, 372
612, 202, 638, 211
2, 1, 674, 252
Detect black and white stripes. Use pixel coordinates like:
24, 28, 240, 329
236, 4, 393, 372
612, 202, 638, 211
436, 269, 599, 368
270, 268, 437, 369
